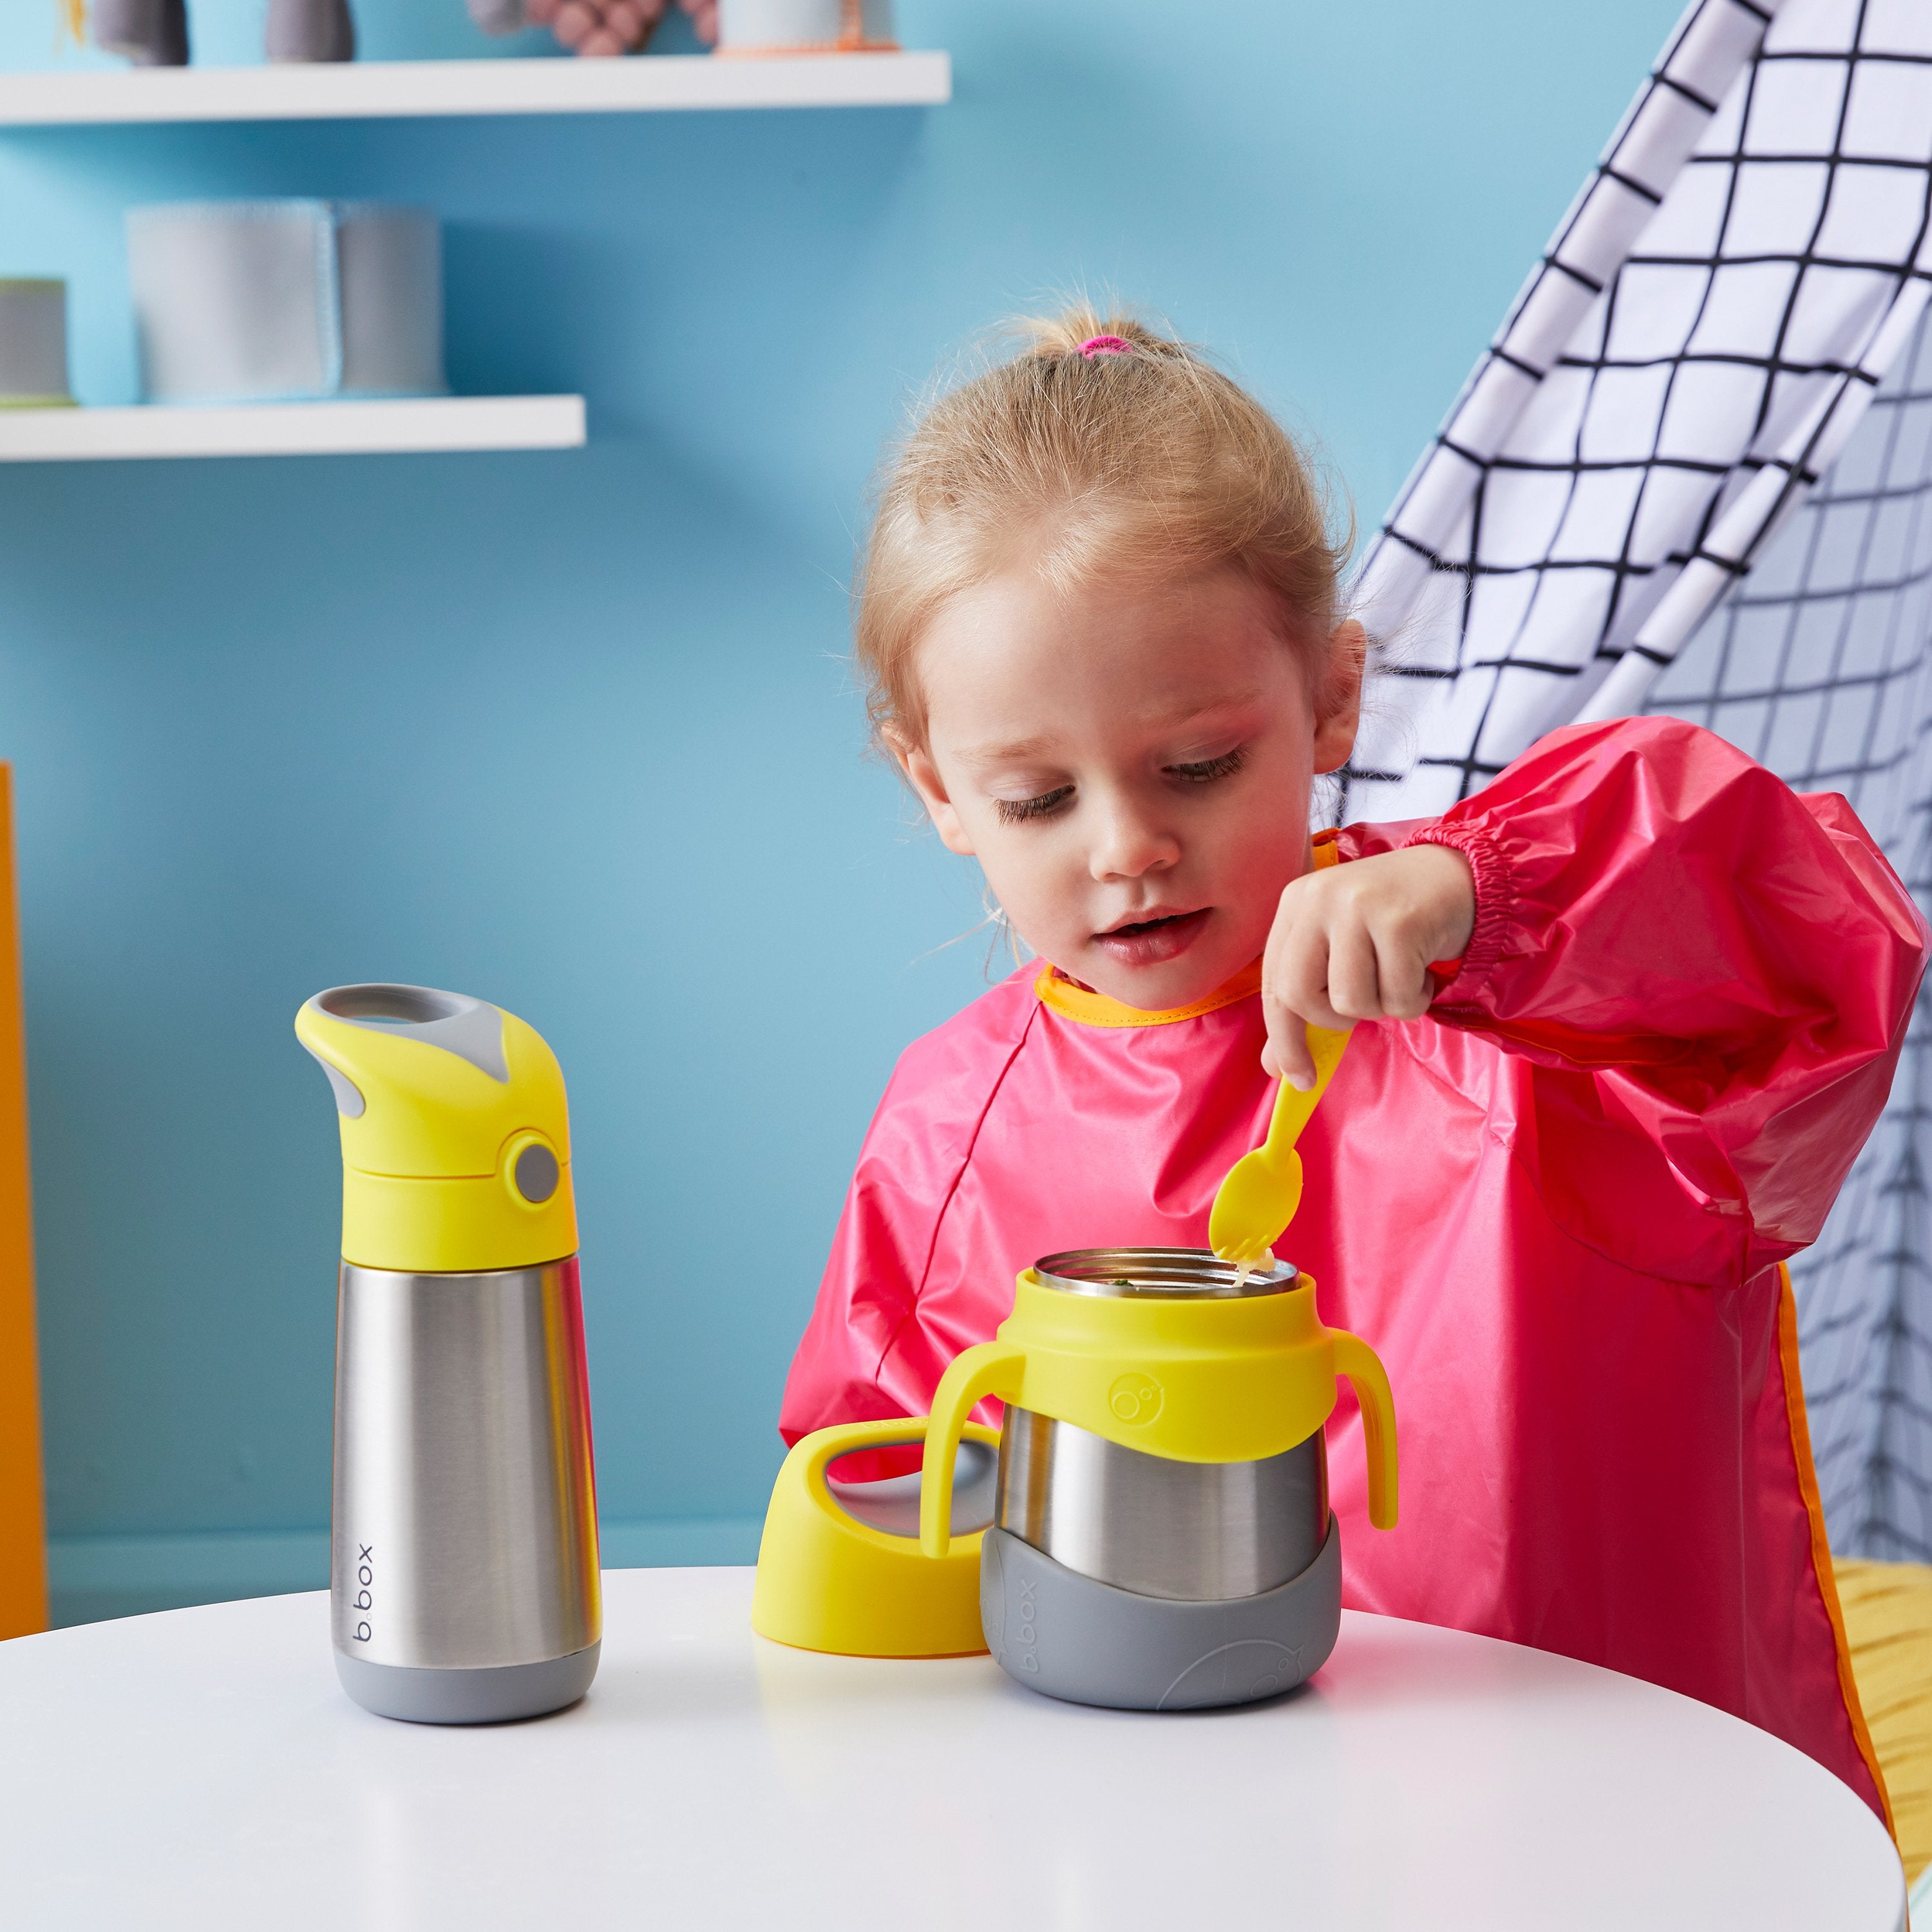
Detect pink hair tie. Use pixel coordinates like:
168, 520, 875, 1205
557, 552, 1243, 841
1078, 334, 1134, 359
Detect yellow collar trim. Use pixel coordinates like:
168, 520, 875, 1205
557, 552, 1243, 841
1035, 957, 1263, 1028
1032, 833, 1341, 1031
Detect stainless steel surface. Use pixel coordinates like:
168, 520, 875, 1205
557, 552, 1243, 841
827, 1438, 998, 1539
1034, 1245, 1299, 1300
332, 1258, 601, 1669
996, 1406, 1327, 1602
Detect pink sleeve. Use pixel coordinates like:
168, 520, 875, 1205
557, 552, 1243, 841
1342, 717, 1928, 1282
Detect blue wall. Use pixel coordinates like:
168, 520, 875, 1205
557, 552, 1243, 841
0, 0, 1685, 1620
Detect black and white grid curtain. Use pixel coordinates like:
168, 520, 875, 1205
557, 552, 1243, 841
1338, 0, 1932, 1557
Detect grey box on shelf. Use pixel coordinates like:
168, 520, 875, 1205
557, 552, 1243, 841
127, 202, 446, 406
0, 280, 73, 408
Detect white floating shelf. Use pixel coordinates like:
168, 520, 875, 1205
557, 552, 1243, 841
0, 50, 950, 126
0, 395, 587, 462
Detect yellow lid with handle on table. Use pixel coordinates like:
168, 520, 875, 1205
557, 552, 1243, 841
752, 1417, 1001, 1658
294, 983, 576, 1274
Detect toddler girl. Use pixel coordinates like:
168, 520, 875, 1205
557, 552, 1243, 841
781, 310, 1926, 1823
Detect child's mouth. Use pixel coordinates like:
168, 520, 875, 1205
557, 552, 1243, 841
1093, 908, 1211, 966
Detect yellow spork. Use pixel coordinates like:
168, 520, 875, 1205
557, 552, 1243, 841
1209, 1024, 1351, 1271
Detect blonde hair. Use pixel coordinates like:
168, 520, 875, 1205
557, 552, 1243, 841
855, 305, 1353, 749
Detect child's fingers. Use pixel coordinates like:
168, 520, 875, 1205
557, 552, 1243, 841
1323, 920, 1383, 1021
1369, 921, 1436, 1020
1260, 996, 1318, 1088
1257, 850, 1465, 1087
1261, 911, 1352, 1086
1267, 919, 1351, 1031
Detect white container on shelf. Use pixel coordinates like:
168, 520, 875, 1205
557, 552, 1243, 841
127, 201, 446, 405
0, 280, 73, 407
717, 0, 894, 53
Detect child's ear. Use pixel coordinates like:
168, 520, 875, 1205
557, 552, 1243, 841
889, 732, 978, 858
1311, 618, 1365, 777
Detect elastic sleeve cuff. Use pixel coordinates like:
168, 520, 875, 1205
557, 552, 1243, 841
1401, 821, 1516, 1007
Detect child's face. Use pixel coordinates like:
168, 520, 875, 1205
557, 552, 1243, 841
897, 565, 1360, 1012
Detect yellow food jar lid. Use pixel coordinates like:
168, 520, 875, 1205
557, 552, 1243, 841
752, 1417, 1000, 1659
295, 983, 576, 1275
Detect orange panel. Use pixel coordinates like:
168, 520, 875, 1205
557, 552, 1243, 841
0, 765, 46, 1637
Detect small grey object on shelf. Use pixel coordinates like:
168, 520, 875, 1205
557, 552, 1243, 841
265, 0, 357, 62
718, 0, 893, 50
91, 0, 187, 66
464, 0, 527, 36
0, 281, 73, 407
127, 202, 446, 406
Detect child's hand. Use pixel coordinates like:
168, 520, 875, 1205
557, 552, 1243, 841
1262, 844, 1477, 1088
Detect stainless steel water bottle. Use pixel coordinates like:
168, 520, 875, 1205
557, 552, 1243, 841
296, 983, 601, 1725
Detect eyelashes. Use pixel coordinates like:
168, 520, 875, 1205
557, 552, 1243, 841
991, 747, 1247, 826
996, 784, 1075, 825
1171, 748, 1246, 784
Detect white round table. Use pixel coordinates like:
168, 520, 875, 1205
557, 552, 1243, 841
0, 1567, 1904, 1930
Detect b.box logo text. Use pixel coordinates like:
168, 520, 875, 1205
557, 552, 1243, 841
349, 1544, 374, 1642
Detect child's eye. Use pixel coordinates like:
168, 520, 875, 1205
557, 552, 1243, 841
1169, 748, 1246, 784
995, 785, 1075, 825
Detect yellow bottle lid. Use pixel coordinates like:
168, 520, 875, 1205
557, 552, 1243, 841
295, 983, 576, 1275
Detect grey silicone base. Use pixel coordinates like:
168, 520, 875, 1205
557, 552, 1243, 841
981, 1516, 1341, 1712
335, 1642, 600, 1725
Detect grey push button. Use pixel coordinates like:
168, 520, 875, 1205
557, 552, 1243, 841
513, 1142, 560, 1204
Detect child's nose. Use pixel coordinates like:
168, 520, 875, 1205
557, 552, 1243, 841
1089, 802, 1180, 882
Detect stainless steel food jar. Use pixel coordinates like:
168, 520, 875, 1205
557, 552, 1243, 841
996, 1407, 1327, 1602
979, 1247, 1343, 1711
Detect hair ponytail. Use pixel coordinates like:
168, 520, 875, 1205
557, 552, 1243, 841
856, 303, 1352, 748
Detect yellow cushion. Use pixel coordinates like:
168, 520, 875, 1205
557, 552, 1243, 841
1835, 1557, 1932, 1882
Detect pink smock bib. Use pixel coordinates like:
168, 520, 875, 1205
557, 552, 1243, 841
782, 717, 1927, 1825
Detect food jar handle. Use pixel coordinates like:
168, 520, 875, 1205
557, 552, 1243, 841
1331, 1329, 1399, 1530
920, 1341, 1027, 1559
797, 1416, 933, 1493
